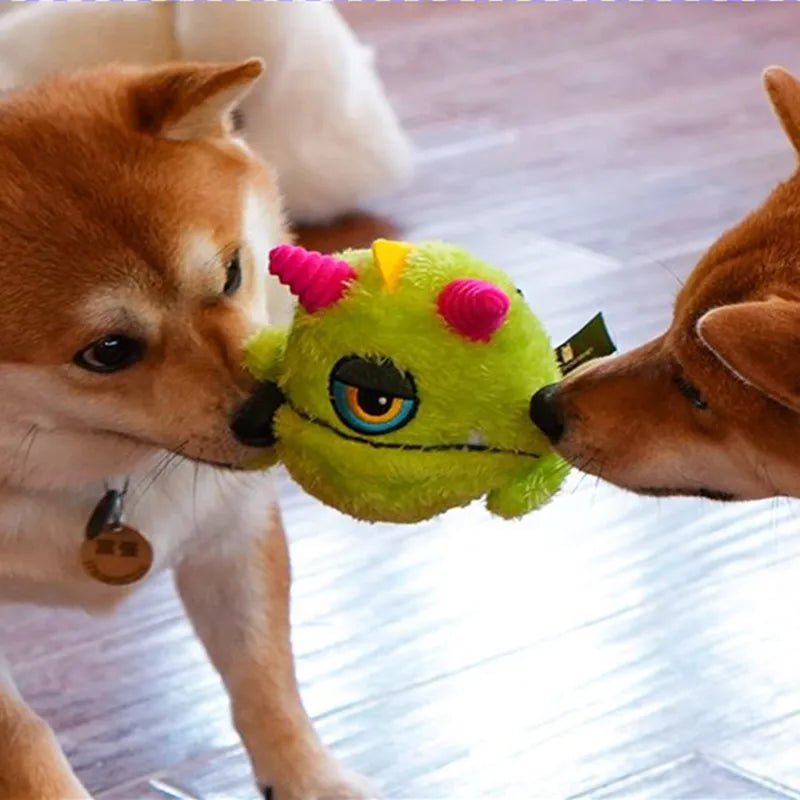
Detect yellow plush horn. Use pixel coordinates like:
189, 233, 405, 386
372, 239, 413, 291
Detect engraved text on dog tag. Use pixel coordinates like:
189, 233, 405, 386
80, 487, 153, 586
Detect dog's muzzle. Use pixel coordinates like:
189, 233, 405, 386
230, 381, 285, 447
530, 383, 565, 444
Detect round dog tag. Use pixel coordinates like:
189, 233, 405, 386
80, 524, 153, 586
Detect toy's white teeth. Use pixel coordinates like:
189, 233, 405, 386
468, 431, 486, 447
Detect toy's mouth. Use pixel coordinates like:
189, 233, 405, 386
289, 403, 542, 459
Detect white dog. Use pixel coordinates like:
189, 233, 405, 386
0, 2, 414, 224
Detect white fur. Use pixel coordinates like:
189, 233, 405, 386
0, 171, 374, 795
180, 229, 224, 296
0, 179, 286, 610
242, 187, 295, 328
0, 448, 276, 610
0, 2, 414, 224
0, 27, 377, 793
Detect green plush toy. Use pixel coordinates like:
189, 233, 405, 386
244, 239, 569, 524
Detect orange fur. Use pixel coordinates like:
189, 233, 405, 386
0, 60, 286, 466
0, 676, 88, 800
0, 63, 367, 799
176, 509, 371, 799
537, 66, 800, 502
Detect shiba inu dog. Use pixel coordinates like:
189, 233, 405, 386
0, 60, 369, 800
530, 66, 800, 503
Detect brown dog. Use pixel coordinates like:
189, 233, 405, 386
530, 66, 800, 503
0, 61, 370, 799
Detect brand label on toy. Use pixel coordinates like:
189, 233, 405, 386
555, 313, 617, 375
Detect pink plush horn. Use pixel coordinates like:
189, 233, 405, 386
437, 279, 510, 342
269, 244, 356, 313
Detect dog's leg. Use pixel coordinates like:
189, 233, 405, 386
0, 660, 90, 800
175, 504, 372, 800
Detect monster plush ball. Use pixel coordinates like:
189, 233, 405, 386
244, 240, 570, 524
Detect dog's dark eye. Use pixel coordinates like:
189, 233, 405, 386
223, 250, 242, 297
74, 335, 143, 374
676, 375, 708, 410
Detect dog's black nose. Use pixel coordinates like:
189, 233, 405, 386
230, 382, 285, 447
530, 383, 564, 444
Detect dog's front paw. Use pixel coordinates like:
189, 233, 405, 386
262, 763, 376, 800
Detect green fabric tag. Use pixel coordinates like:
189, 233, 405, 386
555, 313, 617, 376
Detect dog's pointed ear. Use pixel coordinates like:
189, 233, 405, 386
763, 66, 800, 156
129, 59, 263, 141
697, 297, 800, 411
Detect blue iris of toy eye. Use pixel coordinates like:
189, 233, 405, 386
329, 356, 418, 436
331, 382, 417, 434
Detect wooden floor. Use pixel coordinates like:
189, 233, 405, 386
5, 5, 800, 799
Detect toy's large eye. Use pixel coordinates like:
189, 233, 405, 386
329, 356, 418, 435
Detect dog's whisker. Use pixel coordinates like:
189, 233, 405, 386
568, 464, 592, 495
568, 452, 600, 496
132, 456, 175, 508
0, 424, 38, 490
211, 465, 228, 496
136, 451, 172, 493
131, 450, 173, 498
587, 458, 607, 509
130, 442, 191, 510
9, 424, 39, 487
146, 455, 188, 503
650, 256, 686, 288
20, 425, 39, 480
192, 461, 201, 534
590, 469, 605, 509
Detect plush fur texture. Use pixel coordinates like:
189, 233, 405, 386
0, 2, 414, 224
246, 241, 569, 524
0, 61, 372, 800
532, 66, 800, 503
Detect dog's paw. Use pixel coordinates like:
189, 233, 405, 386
262, 764, 376, 800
